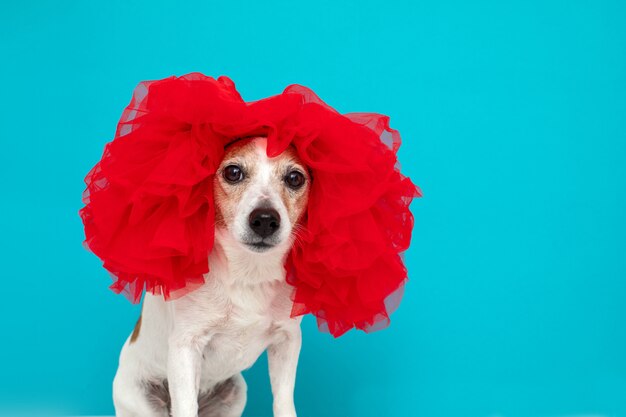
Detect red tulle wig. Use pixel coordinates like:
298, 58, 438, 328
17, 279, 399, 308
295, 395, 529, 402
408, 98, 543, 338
80, 73, 421, 337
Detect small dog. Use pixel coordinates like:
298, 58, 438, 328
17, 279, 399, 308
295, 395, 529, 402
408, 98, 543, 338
113, 136, 310, 417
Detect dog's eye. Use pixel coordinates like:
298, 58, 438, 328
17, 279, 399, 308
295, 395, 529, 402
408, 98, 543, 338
223, 165, 244, 183
284, 170, 305, 189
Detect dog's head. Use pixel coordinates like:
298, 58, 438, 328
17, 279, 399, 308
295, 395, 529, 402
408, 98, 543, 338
213, 137, 310, 256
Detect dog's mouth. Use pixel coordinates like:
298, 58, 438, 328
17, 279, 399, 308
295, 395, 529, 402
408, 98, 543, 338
244, 240, 276, 252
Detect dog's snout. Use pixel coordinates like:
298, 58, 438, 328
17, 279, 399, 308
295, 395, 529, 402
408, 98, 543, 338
248, 208, 280, 238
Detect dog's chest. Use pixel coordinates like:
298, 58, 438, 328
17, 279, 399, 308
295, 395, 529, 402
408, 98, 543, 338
194, 279, 293, 381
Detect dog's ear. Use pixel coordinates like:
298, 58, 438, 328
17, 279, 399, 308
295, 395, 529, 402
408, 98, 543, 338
279, 87, 421, 337
79, 74, 247, 302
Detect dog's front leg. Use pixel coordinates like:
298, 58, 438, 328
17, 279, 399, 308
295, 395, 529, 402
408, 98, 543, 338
168, 333, 203, 417
268, 323, 302, 417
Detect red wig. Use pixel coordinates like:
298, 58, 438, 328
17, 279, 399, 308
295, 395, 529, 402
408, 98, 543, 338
80, 73, 421, 337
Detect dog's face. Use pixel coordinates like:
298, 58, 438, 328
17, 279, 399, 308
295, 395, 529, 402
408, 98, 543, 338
214, 137, 310, 255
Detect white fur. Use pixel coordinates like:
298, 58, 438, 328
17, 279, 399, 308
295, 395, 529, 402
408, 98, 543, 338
113, 140, 302, 417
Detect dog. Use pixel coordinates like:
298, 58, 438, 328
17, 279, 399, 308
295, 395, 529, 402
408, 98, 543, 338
113, 136, 310, 417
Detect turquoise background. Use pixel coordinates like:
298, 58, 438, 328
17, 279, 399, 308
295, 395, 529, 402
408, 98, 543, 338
1, 1, 625, 416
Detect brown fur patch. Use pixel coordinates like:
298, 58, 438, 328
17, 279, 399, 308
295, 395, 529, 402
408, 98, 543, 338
130, 304, 143, 344
272, 148, 309, 227
213, 139, 260, 228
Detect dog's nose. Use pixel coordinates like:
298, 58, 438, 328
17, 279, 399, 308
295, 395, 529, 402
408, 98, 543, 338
248, 208, 280, 238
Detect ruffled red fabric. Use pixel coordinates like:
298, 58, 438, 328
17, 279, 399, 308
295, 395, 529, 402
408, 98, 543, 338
80, 73, 421, 337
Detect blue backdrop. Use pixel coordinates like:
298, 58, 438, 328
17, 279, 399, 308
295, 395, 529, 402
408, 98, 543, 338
1, 1, 625, 416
